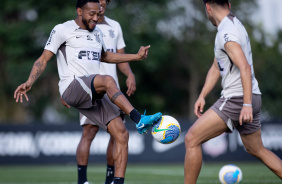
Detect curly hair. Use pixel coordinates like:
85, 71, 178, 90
76, 0, 100, 8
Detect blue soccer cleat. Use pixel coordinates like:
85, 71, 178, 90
136, 111, 162, 134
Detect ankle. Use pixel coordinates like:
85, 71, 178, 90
129, 109, 141, 124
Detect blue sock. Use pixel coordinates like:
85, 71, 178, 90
129, 109, 141, 124
105, 164, 115, 184
113, 177, 124, 184
77, 165, 87, 184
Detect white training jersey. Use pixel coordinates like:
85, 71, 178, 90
97, 16, 126, 89
214, 13, 261, 98
44, 20, 106, 96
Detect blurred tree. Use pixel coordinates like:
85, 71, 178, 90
1, 0, 282, 124
251, 29, 282, 119
0, 0, 78, 123
110, 0, 260, 120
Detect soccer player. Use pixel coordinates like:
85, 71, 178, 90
14, 1, 162, 184
62, 0, 137, 183
184, 0, 282, 183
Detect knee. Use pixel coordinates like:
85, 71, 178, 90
104, 75, 117, 89
244, 146, 260, 157
243, 142, 265, 157
82, 125, 99, 143
185, 130, 202, 149
185, 130, 197, 149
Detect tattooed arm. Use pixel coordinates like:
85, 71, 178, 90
14, 50, 54, 103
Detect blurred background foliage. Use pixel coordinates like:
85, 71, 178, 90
0, 0, 282, 124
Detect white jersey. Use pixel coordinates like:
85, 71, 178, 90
215, 13, 261, 98
44, 20, 106, 96
97, 16, 126, 89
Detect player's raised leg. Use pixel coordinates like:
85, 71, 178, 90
76, 124, 99, 184
93, 74, 162, 134
93, 75, 133, 114
240, 130, 282, 179
107, 116, 129, 184
184, 109, 228, 184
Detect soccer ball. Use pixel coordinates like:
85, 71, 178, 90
151, 115, 181, 144
219, 164, 243, 184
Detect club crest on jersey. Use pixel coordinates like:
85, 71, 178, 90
93, 30, 101, 43
108, 29, 115, 38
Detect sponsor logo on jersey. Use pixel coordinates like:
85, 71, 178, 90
109, 29, 115, 38
107, 49, 114, 52
224, 33, 229, 42
87, 35, 93, 41
46, 30, 56, 46
78, 50, 100, 61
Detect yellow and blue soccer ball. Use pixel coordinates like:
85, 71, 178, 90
219, 164, 243, 184
151, 115, 181, 144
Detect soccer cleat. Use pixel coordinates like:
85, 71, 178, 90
83, 182, 89, 184
136, 111, 162, 134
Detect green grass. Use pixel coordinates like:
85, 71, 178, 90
0, 162, 280, 184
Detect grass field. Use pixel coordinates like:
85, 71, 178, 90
0, 162, 280, 184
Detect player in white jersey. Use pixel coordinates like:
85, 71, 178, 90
73, 0, 136, 184
14, 1, 162, 184
184, 0, 282, 183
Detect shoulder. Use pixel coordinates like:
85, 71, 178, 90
218, 19, 240, 42
94, 26, 103, 34
218, 16, 240, 35
105, 16, 122, 28
93, 27, 104, 39
53, 20, 77, 32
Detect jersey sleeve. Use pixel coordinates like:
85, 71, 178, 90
44, 24, 66, 54
217, 30, 241, 51
116, 23, 126, 50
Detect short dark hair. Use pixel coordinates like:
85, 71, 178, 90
203, 0, 229, 6
76, 0, 100, 9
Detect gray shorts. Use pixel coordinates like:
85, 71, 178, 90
210, 94, 261, 135
62, 74, 121, 130
80, 112, 126, 126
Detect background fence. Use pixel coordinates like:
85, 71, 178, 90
1, 119, 281, 164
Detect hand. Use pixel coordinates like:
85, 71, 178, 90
14, 82, 32, 103
126, 73, 136, 96
194, 96, 205, 118
239, 106, 253, 125
60, 97, 70, 108
137, 45, 150, 60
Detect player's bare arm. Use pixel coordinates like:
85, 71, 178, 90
194, 58, 221, 117
101, 45, 150, 63
116, 48, 136, 96
224, 41, 253, 125
14, 50, 54, 103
